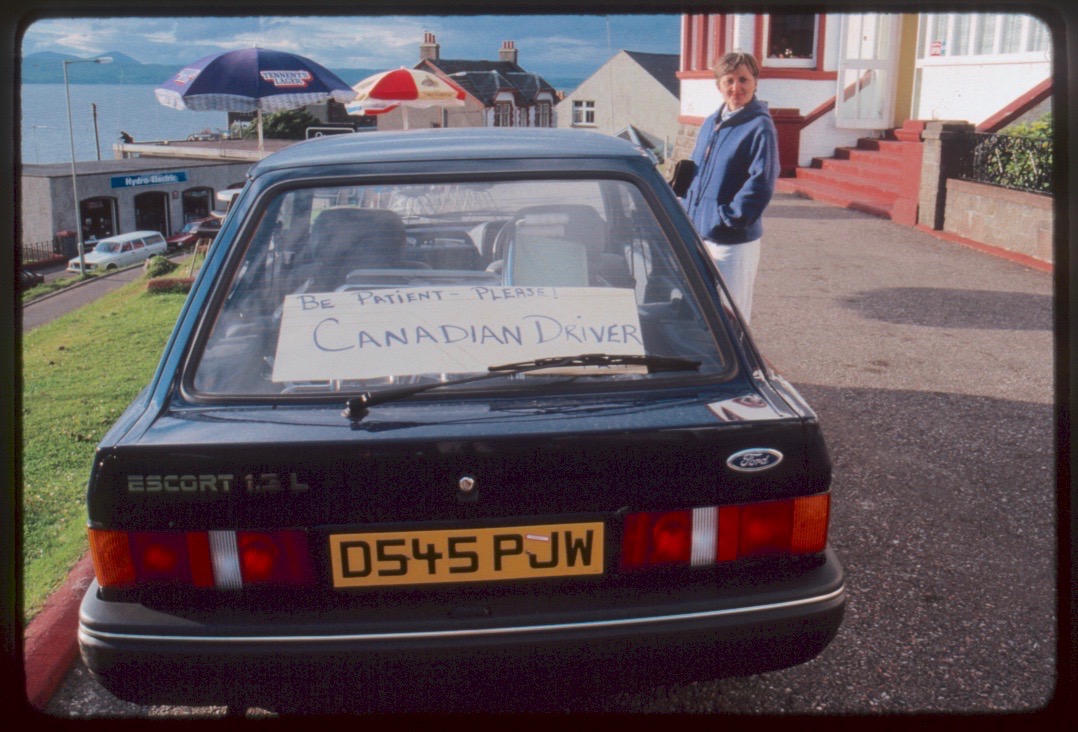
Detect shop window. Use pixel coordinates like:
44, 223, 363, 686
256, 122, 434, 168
572, 100, 596, 126
80, 196, 117, 242
765, 14, 819, 68
182, 187, 214, 223
134, 191, 169, 236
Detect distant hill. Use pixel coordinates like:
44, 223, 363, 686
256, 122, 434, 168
99, 51, 143, 65
22, 51, 181, 84
20, 51, 583, 93
21, 51, 379, 87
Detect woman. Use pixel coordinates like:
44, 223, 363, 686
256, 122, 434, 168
680, 51, 779, 324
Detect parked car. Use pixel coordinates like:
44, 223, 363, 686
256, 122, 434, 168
166, 217, 219, 250
66, 230, 167, 273
77, 129, 844, 712
18, 267, 45, 290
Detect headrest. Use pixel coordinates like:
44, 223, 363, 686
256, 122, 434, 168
310, 207, 407, 267
513, 204, 607, 257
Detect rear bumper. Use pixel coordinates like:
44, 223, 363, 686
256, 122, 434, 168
79, 550, 845, 709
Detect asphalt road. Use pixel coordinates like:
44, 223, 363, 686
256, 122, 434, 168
38, 193, 1059, 717
20, 253, 195, 333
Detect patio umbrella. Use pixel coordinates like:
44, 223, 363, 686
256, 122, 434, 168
346, 67, 467, 129
155, 47, 357, 154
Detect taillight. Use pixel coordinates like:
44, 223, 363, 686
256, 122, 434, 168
237, 531, 314, 585
87, 528, 314, 589
87, 529, 136, 588
620, 493, 830, 571
130, 532, 190, 583
651, 510, 692, 564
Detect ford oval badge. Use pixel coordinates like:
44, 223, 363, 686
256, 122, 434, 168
727, 448, 783, 473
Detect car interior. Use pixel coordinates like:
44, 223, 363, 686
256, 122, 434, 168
191, 179, 730, 396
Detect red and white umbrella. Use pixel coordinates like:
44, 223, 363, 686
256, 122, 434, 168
346, 67, 467, 129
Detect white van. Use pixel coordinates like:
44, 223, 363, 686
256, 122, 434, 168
67, 231, 168, 273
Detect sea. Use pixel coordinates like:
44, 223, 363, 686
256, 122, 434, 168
20, 83, 232, 165
19, 77, 585, 166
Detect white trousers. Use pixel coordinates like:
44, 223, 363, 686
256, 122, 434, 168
704, 238, 761, 324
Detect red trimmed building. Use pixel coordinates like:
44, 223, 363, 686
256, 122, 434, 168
674, 12, 1053, 229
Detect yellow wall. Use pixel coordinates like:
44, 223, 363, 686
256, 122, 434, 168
894, 14, 919, 124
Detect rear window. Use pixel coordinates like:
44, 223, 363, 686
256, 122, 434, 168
190, 178, 733, 397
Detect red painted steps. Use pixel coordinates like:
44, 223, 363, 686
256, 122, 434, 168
776, 176, 898, 219
777, 121, 925, 225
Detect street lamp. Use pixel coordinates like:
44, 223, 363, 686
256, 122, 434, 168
64, 55, 111, 273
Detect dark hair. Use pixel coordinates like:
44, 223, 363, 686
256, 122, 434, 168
713, 52, 760, 79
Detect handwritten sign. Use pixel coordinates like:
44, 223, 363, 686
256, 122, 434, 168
271, 286, 645, 382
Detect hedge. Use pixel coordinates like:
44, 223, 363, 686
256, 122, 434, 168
146, 277, 195, 294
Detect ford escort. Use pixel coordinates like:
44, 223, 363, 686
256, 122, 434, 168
77, 128, 844, 712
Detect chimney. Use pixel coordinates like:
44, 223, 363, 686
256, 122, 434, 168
499, 40, 518, 65
420, 31, 440, 62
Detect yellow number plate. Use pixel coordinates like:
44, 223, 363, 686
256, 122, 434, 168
329, 522, 605, 588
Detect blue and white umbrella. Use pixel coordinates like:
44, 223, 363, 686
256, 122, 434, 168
155, 47, 356, 153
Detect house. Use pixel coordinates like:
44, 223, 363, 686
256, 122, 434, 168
368, 33, 559, 130
676, 12, 1051, 168
673, 10, 1054, 262
556, 50, 680, 162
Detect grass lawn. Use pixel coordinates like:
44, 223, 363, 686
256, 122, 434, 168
21, 272, 102, 305
20, 275, 188, 622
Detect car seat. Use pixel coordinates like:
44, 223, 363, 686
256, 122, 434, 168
294, 207, 430, 292
492, 204, 635, 288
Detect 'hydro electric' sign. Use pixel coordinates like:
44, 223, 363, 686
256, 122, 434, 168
111, 171, 188, 189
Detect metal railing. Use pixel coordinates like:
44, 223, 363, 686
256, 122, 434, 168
954, 131, 1053, 195
22, 239, 64, 265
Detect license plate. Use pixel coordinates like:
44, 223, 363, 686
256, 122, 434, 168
329, 521, 605, 588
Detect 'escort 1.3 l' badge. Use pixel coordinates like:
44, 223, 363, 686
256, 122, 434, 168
726, 448, 784, 473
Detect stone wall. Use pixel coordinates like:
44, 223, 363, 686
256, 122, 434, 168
667, 121, 700, 177
942, 179, 1053, 264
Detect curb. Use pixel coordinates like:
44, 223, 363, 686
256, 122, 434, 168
913, 224, 1053, 273
20, 250, 196, 710
23, 249, 193, 307
23, 553, 95, 710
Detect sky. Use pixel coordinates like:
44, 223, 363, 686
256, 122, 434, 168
20, 14, 683, 81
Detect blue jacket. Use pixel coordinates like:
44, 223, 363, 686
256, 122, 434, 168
681, 97, 779, 245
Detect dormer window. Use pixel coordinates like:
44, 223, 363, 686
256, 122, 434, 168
536, 101, 552, 127
494, 103, 512, 127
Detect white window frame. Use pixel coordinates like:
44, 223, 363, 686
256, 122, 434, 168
536, 101, 552, 127
917, 13, 1051, 64
494, 102, 512, 127
572, 100, 596, 126
762, 14, 820, 69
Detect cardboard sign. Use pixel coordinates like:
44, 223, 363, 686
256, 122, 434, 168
271, 286, 645, 382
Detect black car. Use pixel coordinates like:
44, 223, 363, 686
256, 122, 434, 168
19, 267, 45, 291
78, 128, 844, 712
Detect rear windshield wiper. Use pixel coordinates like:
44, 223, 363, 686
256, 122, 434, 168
343, 353, 701, 420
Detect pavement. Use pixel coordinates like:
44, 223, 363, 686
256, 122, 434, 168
18, 199, 1054, 711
